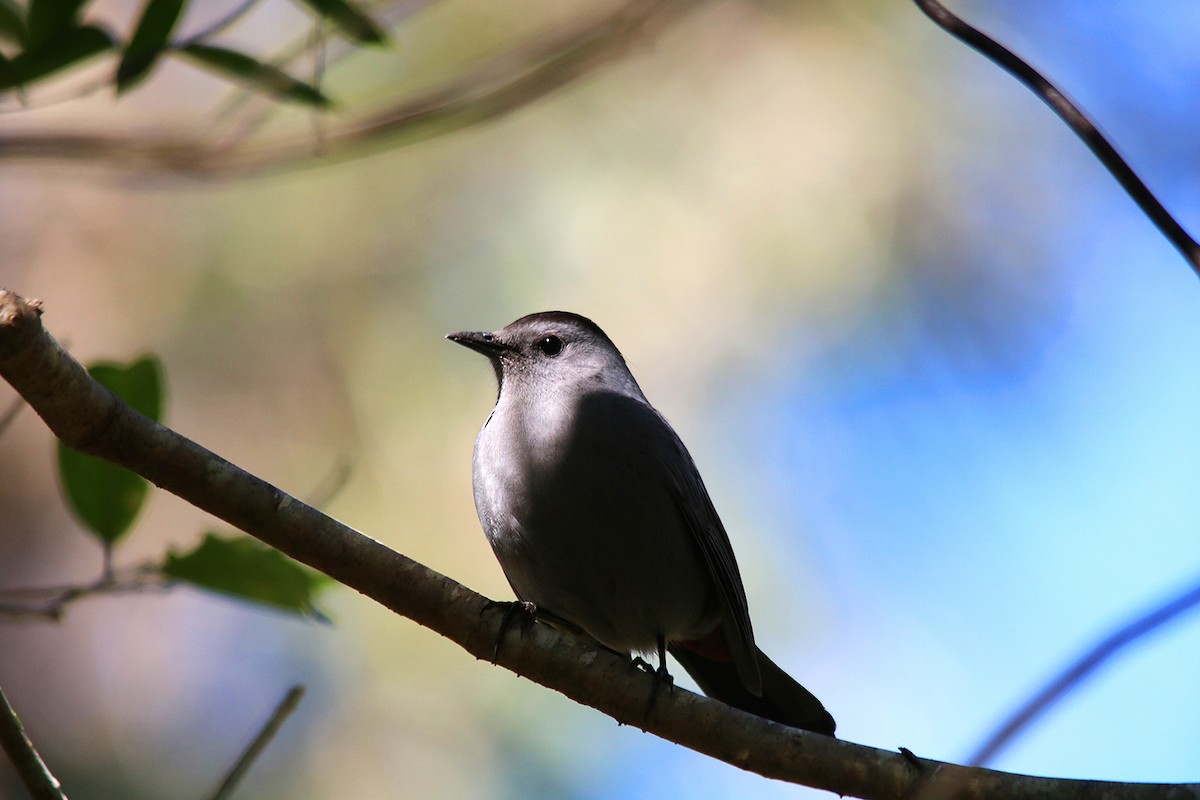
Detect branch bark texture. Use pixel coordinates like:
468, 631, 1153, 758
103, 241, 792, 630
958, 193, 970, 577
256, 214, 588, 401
0, 289, 1196, 800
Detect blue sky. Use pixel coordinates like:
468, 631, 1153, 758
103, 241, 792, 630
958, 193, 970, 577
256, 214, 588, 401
641, 3, 1200, 795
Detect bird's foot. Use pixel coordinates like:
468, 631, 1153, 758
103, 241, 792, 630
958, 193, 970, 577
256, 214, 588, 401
643, 636, 674, 719
628, 655, 655, 674
481, 599, 537, 663
899, 747, 924, 771
644, 661, 675, 719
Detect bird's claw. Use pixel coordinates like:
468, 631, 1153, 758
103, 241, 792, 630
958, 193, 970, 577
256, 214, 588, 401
482, 599, 537, 663
629, 655, 655, 674
643, 637, 674, 719
644, 663, 675, 719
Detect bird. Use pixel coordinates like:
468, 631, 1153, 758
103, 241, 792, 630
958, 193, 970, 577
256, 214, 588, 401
448, 311, 835, 735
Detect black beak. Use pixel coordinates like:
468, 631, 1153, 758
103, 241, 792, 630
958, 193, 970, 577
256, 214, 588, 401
447, 330, 510, 358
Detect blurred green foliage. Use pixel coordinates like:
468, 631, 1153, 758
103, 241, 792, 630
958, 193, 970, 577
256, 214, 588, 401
163, 532, 332, 620
0, 0, 385, 101
57, 356, 162, 546
53, 354, 331, 619
178, 43, 331, 107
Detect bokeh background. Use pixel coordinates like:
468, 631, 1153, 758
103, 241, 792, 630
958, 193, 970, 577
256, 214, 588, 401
3, 1, 1200, 797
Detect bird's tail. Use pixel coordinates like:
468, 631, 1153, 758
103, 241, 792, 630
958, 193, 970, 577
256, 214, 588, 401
668, 644, 836, 736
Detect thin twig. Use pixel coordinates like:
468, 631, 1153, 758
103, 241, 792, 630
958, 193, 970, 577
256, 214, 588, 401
205, 0, 438, 140
101, 542, 114, 582
0, 562, 168, 620
0, 74, 111, 115
968, 573, 1200, 767
0, 685, 68, 800
309, 19, 328, 155
208, 685, 306, 800
177, 0, 265, 48
305, 458, 353, 510
0, 394, 22, 436
911, 0, 1200, 275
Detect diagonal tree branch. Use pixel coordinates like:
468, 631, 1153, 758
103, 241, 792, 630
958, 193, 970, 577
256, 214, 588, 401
912, 0, 1200, 275
0, 288, 1197, 799
0, 684, 68, 800
968, 573, 1200, 768
208, 685, 306, 800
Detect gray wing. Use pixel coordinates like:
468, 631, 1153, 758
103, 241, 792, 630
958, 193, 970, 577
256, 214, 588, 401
562, 389, 762, 690
660, 414, 763, 695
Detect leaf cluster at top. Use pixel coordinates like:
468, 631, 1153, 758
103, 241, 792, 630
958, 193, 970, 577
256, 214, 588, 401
0, 0, 388, 105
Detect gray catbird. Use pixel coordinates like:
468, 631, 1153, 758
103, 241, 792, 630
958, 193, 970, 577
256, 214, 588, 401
449, 311, 835, 735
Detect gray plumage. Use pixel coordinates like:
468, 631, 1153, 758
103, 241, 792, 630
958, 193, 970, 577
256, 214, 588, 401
449, 311, 834, 735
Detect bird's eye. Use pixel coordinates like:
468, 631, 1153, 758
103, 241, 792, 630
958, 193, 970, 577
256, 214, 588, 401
536, 335, 564, 356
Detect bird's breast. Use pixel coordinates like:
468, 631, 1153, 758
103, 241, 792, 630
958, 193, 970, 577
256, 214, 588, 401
469, 390, 718, 654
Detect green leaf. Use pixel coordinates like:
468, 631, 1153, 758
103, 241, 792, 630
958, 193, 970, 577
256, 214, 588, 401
116, 0, 186, 93
26, 0, 88, 48
162, 533, 333, 619
179, 44, 331, 107
293, 0, 386, 45
0, 0, 27, 46
90, 356, 164, 422
0, 24, 115, 92
56, 356, 164, 546
58, 445, 147, 545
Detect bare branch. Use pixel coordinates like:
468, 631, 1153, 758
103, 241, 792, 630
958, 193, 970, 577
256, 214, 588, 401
0, 684, 68, 800
0, 394, 22, 437
304, 458, 353, 510
0, 289, 1196, 798
0, 563, 167, 620
911, 0, 1200, 275
0, 0, 705, 178
969, 573, 1200, 767
209, 685, 306, 800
